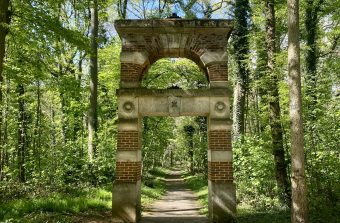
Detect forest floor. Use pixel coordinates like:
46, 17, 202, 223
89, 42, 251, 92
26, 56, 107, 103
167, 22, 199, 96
1, 168, 338, 222
140, 169, 208, 223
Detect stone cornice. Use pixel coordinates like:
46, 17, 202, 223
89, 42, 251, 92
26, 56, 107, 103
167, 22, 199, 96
115, 19, 233, 35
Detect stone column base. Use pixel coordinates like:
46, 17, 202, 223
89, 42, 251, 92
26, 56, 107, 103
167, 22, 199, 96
112, 181, 141, 223
208, 180, 236, 223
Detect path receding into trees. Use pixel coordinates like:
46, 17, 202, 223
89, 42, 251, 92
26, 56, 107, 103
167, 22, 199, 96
140, 169, 208, 223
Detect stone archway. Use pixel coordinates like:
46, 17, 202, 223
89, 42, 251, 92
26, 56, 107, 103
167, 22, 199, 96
113, 19, 234, 223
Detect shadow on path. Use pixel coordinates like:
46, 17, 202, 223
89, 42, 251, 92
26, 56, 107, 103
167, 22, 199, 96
140, 169, 208, 223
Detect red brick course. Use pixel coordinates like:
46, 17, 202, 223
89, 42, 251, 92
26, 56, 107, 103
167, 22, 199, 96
209, 130, 232, 150
208, 161, 233, 182
115, 161, 142, 183
117, 130, 140, 150
120, 63, 144, 83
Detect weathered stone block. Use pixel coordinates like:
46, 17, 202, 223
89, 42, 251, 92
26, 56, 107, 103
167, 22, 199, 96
116, 150, 141, 162
120, 51, 149, 65
210, 97, 230, 119
208, 150, 233, 162
201, 51, 228, 66
112, 181, 141, 223
208, 181, 236, 223
118, 96, 139, 119
180, 97, 210, 116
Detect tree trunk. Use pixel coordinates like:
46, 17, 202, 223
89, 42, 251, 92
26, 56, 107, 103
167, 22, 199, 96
118, 0, 128, 19
74, 52, 84, 141
287, 0, 308, 222
88, 0, 98, 162
0, 0, 10, 181
33, 81, 42, 177
0, 0, 10, 90
233, 81, 246, 138
232, 0, 250, 139
184, 125, 195, 173
305, 0, 323, 122
17, 84, 26, 183
265, 0, 291, 206
189, 137, 194, 173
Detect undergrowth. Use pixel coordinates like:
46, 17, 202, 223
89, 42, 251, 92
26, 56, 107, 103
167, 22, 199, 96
184, 173, 339, 223
0, 168, 167, 223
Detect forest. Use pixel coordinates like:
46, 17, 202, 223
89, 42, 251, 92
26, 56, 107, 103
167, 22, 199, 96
0, 0, 339, 222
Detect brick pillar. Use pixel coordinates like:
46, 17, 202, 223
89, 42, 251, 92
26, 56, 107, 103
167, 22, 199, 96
112, 115, 142, 222
208, 118, 236, 223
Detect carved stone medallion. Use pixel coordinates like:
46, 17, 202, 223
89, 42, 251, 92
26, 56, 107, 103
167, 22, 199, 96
215, 101, 226, 113
123, 101, 135, 113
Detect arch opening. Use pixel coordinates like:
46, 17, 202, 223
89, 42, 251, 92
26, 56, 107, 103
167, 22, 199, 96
141, 58, 209, 90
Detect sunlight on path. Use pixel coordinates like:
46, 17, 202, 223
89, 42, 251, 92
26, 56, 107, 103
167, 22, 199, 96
140, 169, 208, 223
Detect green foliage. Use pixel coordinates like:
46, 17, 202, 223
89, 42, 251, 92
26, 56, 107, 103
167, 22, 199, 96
0, 168, 167, 222
237, 206, 290, 223
142, 58, 208, 89
0, 186, 112, 222
234, 135, 285, 210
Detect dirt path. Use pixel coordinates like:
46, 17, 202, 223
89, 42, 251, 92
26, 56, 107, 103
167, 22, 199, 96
140, 169, 208, 223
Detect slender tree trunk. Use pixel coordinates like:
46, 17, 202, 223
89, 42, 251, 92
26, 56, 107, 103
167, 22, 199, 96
34, 81, 42, 177
232, 0, 250, 139
88, 0, 99, 162
288, 0, 308, 222
17, 84, 26, 183
0, 0, 10, 90
304, 0, 323, 182
50, 102, 57, 184
305, 0, 323, 122
3, 78, 9, 176
118, 0, 128, 19
233, 82, 246, 138
265, 0, 291, 205
184, 125, 195, 173
0, 0, 10, 181
74, 52, 84, 140
189, 136, 194, 173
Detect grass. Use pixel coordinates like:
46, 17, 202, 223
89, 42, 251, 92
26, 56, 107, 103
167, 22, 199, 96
0, 168, 167, 223
184, 173, 209, 215
141, 167, 167, 207
0, 186, 112, 222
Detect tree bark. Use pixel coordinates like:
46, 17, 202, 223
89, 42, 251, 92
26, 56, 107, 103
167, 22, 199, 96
184, 125, 195, 173
17, 84, 26, 183
118, 0, 128, 19
305, 0, 323, 121
288, 0, 308, 222
0, 0, 10, 89
265, 0, 291, 206
88, 0, 98, 162
0, 0, 10, 181
33, 81, 42, 177
232, 0, 250, 139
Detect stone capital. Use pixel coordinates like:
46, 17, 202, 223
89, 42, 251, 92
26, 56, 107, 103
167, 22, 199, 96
120, 51, 149, 65
201, 51, 228, 66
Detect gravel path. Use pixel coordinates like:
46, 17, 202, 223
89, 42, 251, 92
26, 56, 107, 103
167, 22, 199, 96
140, 170, 208, 223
